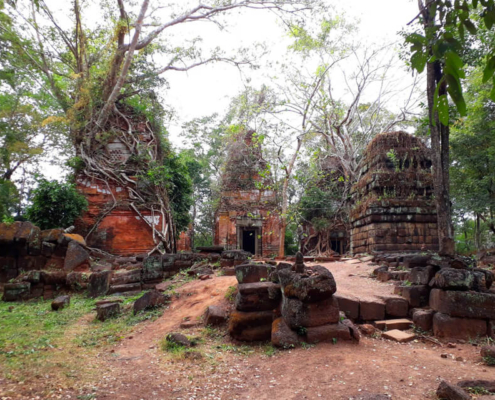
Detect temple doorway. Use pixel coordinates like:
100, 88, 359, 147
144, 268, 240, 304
242, 229, 256, 255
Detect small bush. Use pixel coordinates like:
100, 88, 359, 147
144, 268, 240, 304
26, 178, 87, 229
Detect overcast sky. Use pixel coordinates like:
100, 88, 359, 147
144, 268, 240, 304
163, 0, 419, 144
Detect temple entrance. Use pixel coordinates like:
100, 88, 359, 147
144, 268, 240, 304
242, 229, 256, 255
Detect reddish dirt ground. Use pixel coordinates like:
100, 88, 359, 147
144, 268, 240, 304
88, 262, 493, 400
2, 262, 495, 400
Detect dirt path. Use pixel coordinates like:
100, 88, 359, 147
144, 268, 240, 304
86, 266, 494, 400
323, 260, 401, 301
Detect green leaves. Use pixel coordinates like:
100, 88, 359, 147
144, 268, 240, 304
482, 54, 495, 83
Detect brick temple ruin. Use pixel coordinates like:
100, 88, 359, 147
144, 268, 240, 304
350, 131, 438, 254
214, 130, 281, 257
75, 113, 171, 256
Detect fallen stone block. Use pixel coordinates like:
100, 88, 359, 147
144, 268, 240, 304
359, 300, 386, 321
412, 309, 435, 331
96, 302, 120, 321
282, 296, 340, 329
436, 380, 470, 400
410, 265, 438, 285
111, 269, 142, 285
375, 319, 412, 331
133, 290, 169, 314
384, 297, 409, 317
108, 282, 142, 295
403, 255, 431, 269
305, 322, 351, 343
22, 270, 41, 284
335, 293, 360, 320
205, 305, 228, 326
381, 329, 415, 343
278, 265, 336, 303
228, 310, 274, 342
41, 270, 67, 285
66, 271, 89, 291
222, 267, 236, 276
400, 285, 430, 308
342, 319, 361, 342
63, 241, 90, 271
235, 263, 274, 284
433, 312, 487, 339
457, 380, 495, 394
430, 289, 495, 319
2, 282, 31, 301
87, 270, 111, 298
51, 295, 70, 311
235, 282, 281, 312
166, 333, 191, 347
95, 298, 124, 306
142, 255, 163, 281
431, 268, 491, 292
271, 317, 299, 348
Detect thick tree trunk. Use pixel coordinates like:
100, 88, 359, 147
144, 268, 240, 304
421, 1, 455, 256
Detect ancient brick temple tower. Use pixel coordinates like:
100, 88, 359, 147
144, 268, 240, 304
350, 131, 439, 254
214, 130, 281, 257
75, 110, 171, 256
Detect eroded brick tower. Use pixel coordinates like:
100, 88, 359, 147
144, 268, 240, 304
214, 130, 281, 257
350, 131, 439, 254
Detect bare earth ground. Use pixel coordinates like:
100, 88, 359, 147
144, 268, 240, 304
1, 261, 494, 400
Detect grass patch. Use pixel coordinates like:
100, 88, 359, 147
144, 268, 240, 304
0, 292, 166, 385
483, 356, 495, 366
0, 295, 95, 373
224, 286, 237, 303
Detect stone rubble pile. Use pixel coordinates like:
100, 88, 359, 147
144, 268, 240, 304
371, 252, 495, 340
229, 252, 360, 347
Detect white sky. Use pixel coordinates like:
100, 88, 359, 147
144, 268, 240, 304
35, 0, 420, 180
163, 0, 419, 145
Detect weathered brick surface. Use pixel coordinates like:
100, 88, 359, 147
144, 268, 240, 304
350, 132, 438, 254
214, 131, 281, 257
429, 289, 495, 319
433, 312, 487, 339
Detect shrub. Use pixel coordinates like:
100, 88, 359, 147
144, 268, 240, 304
26, 178, 87, 229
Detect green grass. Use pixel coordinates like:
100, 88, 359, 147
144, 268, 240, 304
0, 295, 95, 369
224, 286, 237, 303
0, 292, 167, 382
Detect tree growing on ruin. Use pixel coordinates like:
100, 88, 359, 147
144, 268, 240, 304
0, 0, 318, 252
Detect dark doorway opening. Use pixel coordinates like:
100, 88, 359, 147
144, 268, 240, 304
330, 239, 346, 254
242, 230, 256, 255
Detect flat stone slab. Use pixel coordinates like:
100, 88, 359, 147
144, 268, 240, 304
345, 259, 361, 264
359, 256, 374, 263
180, 320, 202, 329
375, 319, 413, 331
382, 329, 416, 343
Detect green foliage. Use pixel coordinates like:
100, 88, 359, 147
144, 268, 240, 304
25, 178, 87, 230
450, 66, 495, 249
0, 178, 18, 221
404, 1, 495, 124
284, 222, 299, 255
142, 151, 194, 235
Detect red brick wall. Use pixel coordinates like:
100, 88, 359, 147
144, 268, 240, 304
76, 176, 162, 255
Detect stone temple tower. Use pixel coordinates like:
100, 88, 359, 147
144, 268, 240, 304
350, 131, 439, 254
214, 130, 281, 257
